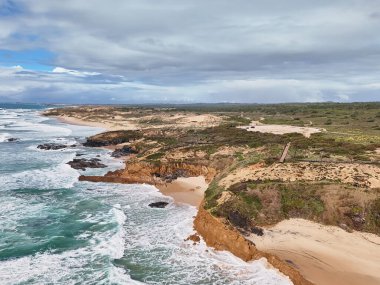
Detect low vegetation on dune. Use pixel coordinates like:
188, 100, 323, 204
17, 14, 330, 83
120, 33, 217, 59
205, 180, 380, 235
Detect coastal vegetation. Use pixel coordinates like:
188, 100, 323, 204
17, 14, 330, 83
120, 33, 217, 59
45, 103, 380, 236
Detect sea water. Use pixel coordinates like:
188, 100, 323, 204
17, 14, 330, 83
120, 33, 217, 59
0, 103, 292, 285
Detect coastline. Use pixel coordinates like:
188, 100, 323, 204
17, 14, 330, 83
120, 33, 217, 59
51, 112, 380, 285
54, 115, 123, 131
55, 115, 209, 207
54, 114, 311, 284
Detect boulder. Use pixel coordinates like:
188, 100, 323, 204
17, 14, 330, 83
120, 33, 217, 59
250, 226, 264, 236
67, 158, 107, 171
148, 201, 169, 208
37, 143, 68, 150
111, 146, 138, 158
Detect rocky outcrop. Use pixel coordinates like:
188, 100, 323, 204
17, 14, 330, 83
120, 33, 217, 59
148, 201, 169, 208
111, 146, 138, 158
80, 160, 217, 185
37, 143, 70, 150
83, 130, 142, 147
194, 205, 314, 285
67, 158, 107, 171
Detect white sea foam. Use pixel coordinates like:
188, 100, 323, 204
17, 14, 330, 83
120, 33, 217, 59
11, 120, 73, 136
0, 162, 78, 190
0, 247, 143, 285
80, 183, 293, 285
94, 204, 127, 260
0, 132, 10, 142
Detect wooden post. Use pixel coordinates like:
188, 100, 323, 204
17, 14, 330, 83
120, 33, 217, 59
279, 142, 291, 163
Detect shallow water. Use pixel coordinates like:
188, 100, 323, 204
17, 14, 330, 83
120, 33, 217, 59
0, 104, 292, 285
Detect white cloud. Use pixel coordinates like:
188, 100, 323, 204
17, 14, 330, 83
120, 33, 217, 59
52, 67, 100, 77
0, 1, 380, 102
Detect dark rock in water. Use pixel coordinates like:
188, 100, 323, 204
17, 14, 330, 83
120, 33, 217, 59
76, 153, 85, 157
6, 138, 19, 142
67, 158, 107, 171
111, 146, 138, 158
185, 233, 201, 244
148, 201, 169, 208
250, 226, 264, 236
37, 143, 68, 150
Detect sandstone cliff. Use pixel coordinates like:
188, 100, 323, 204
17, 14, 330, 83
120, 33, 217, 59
194, 205, 314, 285
80, 160, 217, 185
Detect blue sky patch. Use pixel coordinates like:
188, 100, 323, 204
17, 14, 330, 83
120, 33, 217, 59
0, 0, 21, 16
0, 49, 55, 71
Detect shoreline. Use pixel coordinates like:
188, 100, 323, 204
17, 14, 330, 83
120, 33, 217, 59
54, 115, 121, 131
55, 115, 209, 207
54, 114, 309, 284
50, 112, 380, 285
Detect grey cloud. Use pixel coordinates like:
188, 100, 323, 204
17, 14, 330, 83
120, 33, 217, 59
0, 0, 380, 102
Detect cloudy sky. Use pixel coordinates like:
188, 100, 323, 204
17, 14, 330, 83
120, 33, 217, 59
0, 0, 379, 103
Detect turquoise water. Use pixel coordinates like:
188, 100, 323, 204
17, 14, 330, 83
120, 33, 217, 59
0, 104, 292, 285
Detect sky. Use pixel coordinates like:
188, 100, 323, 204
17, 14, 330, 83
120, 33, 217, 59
0, 0, 379, 104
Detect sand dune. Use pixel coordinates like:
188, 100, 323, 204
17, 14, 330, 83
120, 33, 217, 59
250, 218, 380, 285
239, 121, 323, 138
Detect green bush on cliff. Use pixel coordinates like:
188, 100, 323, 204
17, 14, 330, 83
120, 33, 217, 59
279, 184, 325, 219
204, 181, 224, 209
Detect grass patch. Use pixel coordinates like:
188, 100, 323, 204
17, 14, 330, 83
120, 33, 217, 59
280, 184, 325, 218
146, 152, 164, 160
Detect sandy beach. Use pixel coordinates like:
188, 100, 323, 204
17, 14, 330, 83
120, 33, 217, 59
55, 115, 123, 131
250, 219, 380, 285
156, 176, 208, 207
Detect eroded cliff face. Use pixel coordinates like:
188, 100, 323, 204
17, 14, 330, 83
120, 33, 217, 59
80, 160, 217, 185
194, 205, 314, 285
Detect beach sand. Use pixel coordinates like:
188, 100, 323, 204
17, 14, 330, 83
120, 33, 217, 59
156, 176, 208, 207
250, 218, 380, 285
55, 115, 136, 131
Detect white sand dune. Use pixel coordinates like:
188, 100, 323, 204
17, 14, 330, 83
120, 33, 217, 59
239, 121, 323, 138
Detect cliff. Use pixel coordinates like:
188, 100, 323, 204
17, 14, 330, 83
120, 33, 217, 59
80, 160, 217, 185
194, 205, 314, 285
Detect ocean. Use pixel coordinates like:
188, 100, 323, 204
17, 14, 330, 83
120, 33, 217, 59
0, 103, 292, 285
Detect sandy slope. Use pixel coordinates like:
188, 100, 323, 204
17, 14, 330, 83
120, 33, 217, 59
239, 121, 323, 138
55, 112, 223, 131
56, 115, 127, 131
156, 176, 208, 207
220, 162, 380, 189
250, 219, 380, 285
